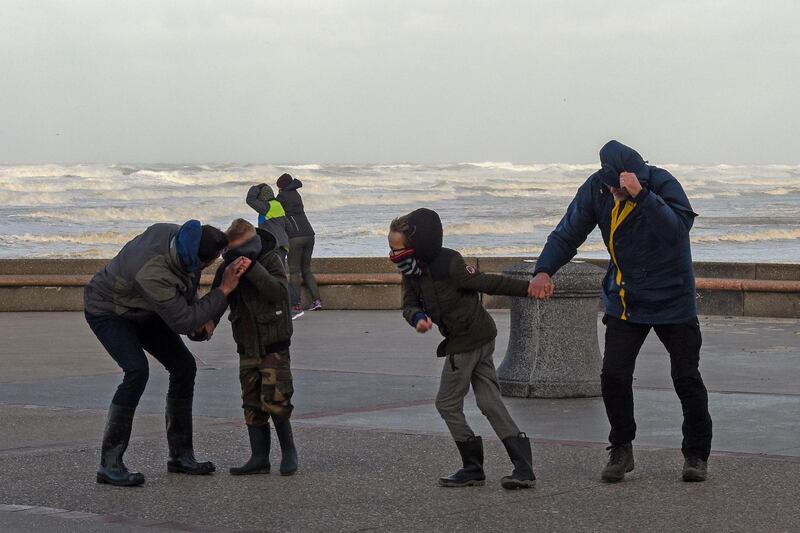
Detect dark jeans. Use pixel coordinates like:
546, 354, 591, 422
601, 315, 712, 460
85, 311, 197, 409
288, 235, 320, 305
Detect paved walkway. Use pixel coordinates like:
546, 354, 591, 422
1, 311, 799, 532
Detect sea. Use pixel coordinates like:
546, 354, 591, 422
1, 162, 799, 262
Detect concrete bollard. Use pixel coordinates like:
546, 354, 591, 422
497, 260, 605, 398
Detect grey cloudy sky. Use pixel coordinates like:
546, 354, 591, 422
1, 1, 797, 164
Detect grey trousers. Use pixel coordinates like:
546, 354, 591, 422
435, 340, 521, 442
287, 235, 320, 305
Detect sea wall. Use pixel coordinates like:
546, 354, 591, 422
0, 258, 798, 318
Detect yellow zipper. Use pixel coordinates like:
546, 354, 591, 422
608, 199, 636, 320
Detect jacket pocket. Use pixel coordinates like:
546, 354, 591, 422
257, 309, 284, 325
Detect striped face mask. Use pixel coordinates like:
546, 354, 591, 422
389, 248, 422, 276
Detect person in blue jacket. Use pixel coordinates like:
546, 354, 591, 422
530, 140, 712, 483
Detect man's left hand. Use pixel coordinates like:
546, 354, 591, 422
203, 320, 215, 340
619, 172, 642, 197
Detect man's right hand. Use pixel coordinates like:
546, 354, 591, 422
220, 257, 252, 296
415, 317, 433, 334
529, 272, 555, 300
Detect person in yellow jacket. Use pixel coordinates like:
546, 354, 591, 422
246, 183, 291, 265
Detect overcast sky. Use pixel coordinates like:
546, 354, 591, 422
1, 1, 797, 164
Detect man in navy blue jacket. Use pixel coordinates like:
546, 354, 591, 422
531, 140, 712, 483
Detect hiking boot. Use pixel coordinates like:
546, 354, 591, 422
274, 419, 298, 476
165, 398, 216, 475
682, 457, 708, 482
96, 403, 145, 487
291, 305, 305, 320
500, 433, 536, 490
438, 436, 486, 487
230, 424, 271, 475
601, 443, 634, 483
309, 300, 323, 311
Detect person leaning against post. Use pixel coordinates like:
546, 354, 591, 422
389, 208, 537, 490
530, 140, 713, 483
276, 173, 322, 315
84, 220, 251, 487
212, 219, 298, 476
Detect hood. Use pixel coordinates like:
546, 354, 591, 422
223, 233, 263, 264
283, 178, 303, 192
405, 208, 443, 263
598, 140, 649, 188
257, 183, 276, 200
175, 219, 203, 273
255, 227, 278, 255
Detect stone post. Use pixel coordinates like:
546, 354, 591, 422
497, 260, 605, 398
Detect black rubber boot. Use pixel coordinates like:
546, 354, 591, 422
230, 425, 271, 475
165, 397, 216, 475
682, 457, 708, 482
96, 403, 145, 487
274, 419, 298, 476
500, 433, 536, 489
438, 436, 486, 487
601, 443, 634, 483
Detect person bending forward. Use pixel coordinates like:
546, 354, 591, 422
390, 208, 536, 490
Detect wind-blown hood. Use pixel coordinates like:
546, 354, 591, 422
257, 183, 276, 200
405, 208, 443, 263
598, 140, 649, 188
283, 179, 303, 192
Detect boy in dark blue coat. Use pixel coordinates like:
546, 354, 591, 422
531, 140, 712, 483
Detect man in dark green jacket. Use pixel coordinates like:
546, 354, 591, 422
390, 208, 536, 490
84, 220, 250, 487
213, 219, 297, 477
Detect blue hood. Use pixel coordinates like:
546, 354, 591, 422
175, 219, 203, 273
598, 140, 648, 188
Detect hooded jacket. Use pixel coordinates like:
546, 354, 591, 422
246, 184, 291, 248
276, 179, 315, 238
84, 222, 228, 335
535, 141, 698, 324
399, 208, 529, 357
212, 228, 292, 355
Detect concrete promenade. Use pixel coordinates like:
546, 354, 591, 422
1, 311, 800, 532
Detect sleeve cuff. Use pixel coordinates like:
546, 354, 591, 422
633, 188, 651, 204
412, 312, 427, 327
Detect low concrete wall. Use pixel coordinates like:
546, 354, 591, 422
0, 258, 798, 318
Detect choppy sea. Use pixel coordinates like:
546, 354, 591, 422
1, 162, 798, 262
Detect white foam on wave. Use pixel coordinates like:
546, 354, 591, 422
457, 241, 608, 256
693, 229, 800, 244
24, 203, 243, 223
0, 190, 75, 206
340, 217, 563, 239
0, 231, 140, 246
0, 164, 122, 180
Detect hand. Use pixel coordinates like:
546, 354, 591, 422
220, 257, 251, 296
203, 320, 215, 340
529, 272, 555, 300
619, 172, 642, 197
415, 317, 433, 334
234, 257, 252, 275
